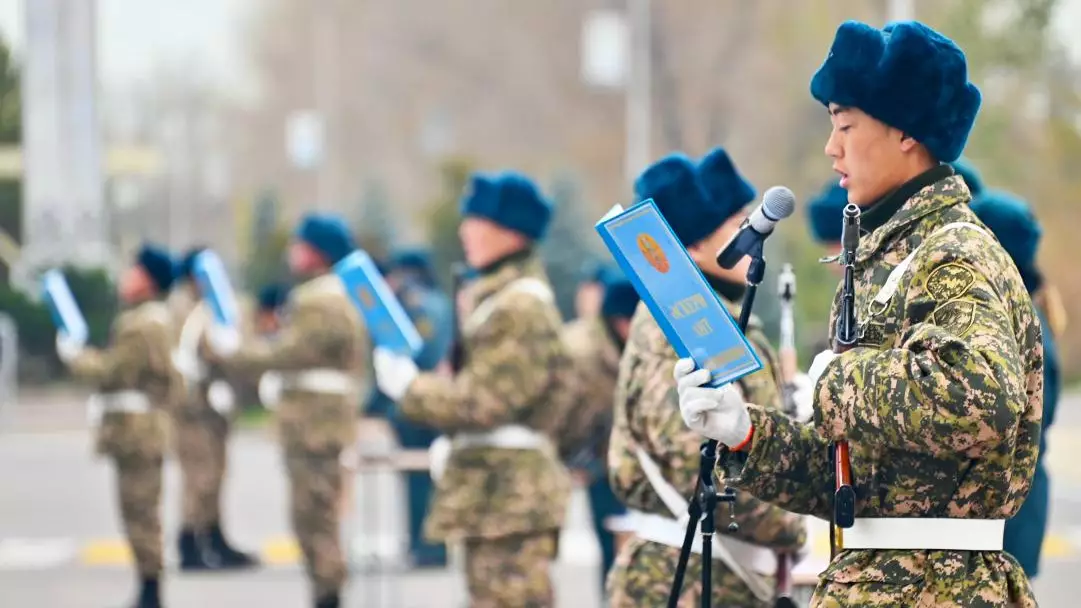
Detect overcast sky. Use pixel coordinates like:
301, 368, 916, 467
0, 0, 1078, 99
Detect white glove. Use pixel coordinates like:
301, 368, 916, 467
373, 347, 419, 401
791, 373, 814, 423
428, 435, 451, 481
673, 358, 752, 446
807, 349, 839, 386
207, 326, 240, 357
258, 372, 283, 409
171, 349, 205, 382
55, 332, 84, 364
206, 380, 235, 415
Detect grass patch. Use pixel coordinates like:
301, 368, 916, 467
235, 406, 272, 429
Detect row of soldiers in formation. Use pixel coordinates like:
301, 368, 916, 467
54, 17, 1064, 608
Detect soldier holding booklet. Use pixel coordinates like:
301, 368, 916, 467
51, 244, 178, 608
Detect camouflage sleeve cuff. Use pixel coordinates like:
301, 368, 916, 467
733, 404, 834, 519
811, 347, 869, 441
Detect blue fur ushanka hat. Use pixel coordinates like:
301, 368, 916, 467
810, 20, 981, 163
970, 189, 1041, 283
459, 171, 552, 241
634, 153, 730, 247
137, 243, 176, 292
806, 181, 849, 244
950, 158, 984, 196
697, 147, 756, 222
257, 283, 290, 311
601, 275, 640, 319
579, 260, 617, 285
295, 212, 355, 264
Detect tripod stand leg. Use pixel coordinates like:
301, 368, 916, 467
700, 505, 714, 608
666, 498, 703, 608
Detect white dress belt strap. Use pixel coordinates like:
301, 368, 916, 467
452, 424, 551, 450
281, 368, 358, 394
843, 518, 1005, 551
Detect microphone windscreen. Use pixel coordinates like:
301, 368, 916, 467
762, 186, 796, 221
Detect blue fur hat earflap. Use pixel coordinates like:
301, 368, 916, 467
697, 147, 756, 221
810, 20, 981, 163
633, 153, 719, 247
806, 181, 849, 243
257, 283, 290, 311
950, 158, 984, 196
460, 171, 552, 241
601, 275, 640, 319
137, 243, 176, 292
970, 190, 1042, 289
295, 212, 355, 264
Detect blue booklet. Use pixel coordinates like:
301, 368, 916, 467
595, 199, 762, 387
192, 250, 240, 328
41, 269, 90, 345
334, 249, 422, 357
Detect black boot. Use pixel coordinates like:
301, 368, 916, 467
207, 522, 259, 568
314, 592, 339, 608
131, 577, 161, 608
177, 528, 220, 571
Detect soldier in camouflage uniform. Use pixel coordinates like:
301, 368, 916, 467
573, 261, 611, 320
559, 273, 638, 594
56, 244, 178, 608
207, 213, 368, 608
373, 171, 572, 607
607, 149, 807, 608
971, 190, 1062, 580
169, 247, 259, 571
677, 20, 1042, 607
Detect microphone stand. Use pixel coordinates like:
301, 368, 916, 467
666, 239, 766, 608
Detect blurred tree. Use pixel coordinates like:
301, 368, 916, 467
352, 178, 398, 262
422, 157, 472, 294
538, 172, 604, 321
0, 34, 21, 284
244, 190, 289, 290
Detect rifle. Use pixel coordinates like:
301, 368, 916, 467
829, 203, 860, 559
777, 263, 798, 418
448, 262, 468, 372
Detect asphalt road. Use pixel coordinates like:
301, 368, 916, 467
1, 392, 1079, 607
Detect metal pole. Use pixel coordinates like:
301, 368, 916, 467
887, 0, 914, 21
0, 313, 18, 408
311, 1, 335, 211
624, 0, 651, 183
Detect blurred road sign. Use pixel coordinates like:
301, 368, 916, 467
581, 10, 629, 88
286, 110, 324, 170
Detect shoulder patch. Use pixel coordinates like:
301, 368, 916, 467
930, 299, 977, 337
923, 262, 976, 302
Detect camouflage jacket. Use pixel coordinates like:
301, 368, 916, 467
609, 297, 807, 550
399, 253, 572, 541
68, 298, 176, 460
734, 173, 1042, 607
557, 315, 622, 479
224, 272, 370, 455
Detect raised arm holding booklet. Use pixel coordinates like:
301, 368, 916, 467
334, 250, 422, 358
594, 199, 761, 388
42, 269, 89, 346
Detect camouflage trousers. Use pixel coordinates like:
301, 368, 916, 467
112, 452, 164, 577
606, 536, 769, 608
463, 531, 558, 608
285, 450, 346, 600
174, 406, 230, 530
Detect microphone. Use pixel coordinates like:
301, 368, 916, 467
716, 186, 796, 269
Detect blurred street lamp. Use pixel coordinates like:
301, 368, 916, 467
581, 1, 651, 183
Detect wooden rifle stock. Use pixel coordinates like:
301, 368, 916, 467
830, 203, 861, 557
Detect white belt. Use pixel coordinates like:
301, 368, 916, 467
87, 390, 151, 426
843, 518, 1005, 551
627, 509, 777, 575
281, 368, 358, 395
452, 425, 551, 450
